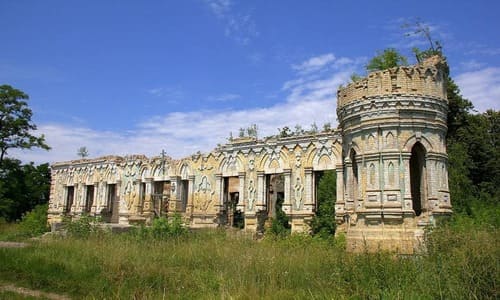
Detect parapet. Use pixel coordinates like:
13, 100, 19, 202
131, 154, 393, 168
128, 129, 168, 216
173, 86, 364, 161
337, 56, 447, 109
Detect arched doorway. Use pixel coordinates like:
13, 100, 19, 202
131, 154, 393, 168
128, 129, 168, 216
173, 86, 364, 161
350, 149, 358, 202
410, 142, 426, 216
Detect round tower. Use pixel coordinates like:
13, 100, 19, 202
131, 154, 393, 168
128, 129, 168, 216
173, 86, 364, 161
336, 56, 452, 253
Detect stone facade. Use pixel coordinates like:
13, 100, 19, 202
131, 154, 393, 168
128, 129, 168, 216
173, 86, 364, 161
48, 56, 452, 253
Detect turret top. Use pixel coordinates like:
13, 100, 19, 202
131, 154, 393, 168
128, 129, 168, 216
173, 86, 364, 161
337, 56, 447, 109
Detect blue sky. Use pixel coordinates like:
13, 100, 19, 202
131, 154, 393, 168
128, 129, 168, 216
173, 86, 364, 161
2, 0, 499, 163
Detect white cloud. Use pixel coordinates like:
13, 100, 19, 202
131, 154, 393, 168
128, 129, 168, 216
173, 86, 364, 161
207, 93, 241, 102
12, 53, 360, 165
459, 60, 485, 72
147, 86, 184, 99
465, 43, 500, 56
292, 53, 336, 73
205, 0, 231, 18
204, 0, 259, 45
455, 67, 500, 112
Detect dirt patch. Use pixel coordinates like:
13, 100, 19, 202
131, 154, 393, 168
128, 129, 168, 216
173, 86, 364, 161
0, 284, 70, 300
0, 241, 29, 248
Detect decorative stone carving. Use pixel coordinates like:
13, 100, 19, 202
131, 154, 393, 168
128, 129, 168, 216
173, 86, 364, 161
293, 177, 304, 209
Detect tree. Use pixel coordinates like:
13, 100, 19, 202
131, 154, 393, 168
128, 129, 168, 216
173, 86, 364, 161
278, 126, 291, 138
0, 158, 50, 221
310, 122, 319, 134
310, 171, 336, 237
0, 85, 50, 165
246, 124, 258, 138
366, 48, 408, 72
405, 22, 499, 214
77, 146, 89, 158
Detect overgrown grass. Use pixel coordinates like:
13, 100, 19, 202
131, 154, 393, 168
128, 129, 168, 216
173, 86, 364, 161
0, 204, 49, 241
0, 214, 498, 299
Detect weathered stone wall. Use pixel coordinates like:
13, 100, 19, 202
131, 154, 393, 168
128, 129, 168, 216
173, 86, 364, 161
48, 132, 343, 233
48, 56, 452, 253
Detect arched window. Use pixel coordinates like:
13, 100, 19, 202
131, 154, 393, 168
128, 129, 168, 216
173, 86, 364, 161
350, 149, 358, 201
388, 162, 395, 186
369, 163, 376, 187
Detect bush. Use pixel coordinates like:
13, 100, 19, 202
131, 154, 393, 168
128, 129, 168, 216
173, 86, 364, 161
132, 214, 188, 239
19, 203, 49, 237
310, 171, 336, 238
64, 214, 103, 238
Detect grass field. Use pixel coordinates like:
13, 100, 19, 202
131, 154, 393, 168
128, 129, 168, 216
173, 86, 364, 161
0, 216, 498, 299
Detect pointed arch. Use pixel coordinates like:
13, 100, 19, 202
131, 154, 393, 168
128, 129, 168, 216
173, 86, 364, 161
367, 134, 376, 150
403, 134, 433, 152
388, 161, 395, 186
369, 163, 376, 187
385, 131, 395, 148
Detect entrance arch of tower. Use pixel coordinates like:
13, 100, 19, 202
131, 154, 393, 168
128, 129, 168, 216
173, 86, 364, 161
410, 142, 427, 217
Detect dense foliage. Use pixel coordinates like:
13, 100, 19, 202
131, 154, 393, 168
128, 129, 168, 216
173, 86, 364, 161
0, 84, 49, 164
310, 171, 337, 237
366, 48, 408, 72
0, 159, 50, 222
0, 85, 51, 223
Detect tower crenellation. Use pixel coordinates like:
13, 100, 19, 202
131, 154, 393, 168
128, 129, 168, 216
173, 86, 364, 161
337, 56, 447, 109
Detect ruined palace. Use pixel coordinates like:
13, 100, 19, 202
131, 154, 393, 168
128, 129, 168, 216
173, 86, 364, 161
48, 57, 452, 252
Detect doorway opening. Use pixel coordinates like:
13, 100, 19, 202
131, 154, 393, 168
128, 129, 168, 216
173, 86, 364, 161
153, 181, 170, 217
350, 149, 358, 201
264, 174, 289, 233
84, 185, 94, 214
222, 177, 243, 228
106, 184, 118, 223
180, 180, 189, 212
64, 186, 74, 215
410, 142, 426, 216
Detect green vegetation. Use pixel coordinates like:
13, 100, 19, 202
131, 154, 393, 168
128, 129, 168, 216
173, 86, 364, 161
310, 171, 337, 238
366, 48, 408, 72
0, 159, 50, 222
0, 214, 497, 299
267, 196, 291, 237
0, 85, 51, 223
0, 85, 50, 164
0, 29, 498, 299
0, 204, 49, 241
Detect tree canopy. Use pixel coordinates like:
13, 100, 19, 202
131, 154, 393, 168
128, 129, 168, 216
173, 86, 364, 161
0, 158, 50, 221
0, 85, 50, 164
365, 48, 408, 72
77, 146, 89, 158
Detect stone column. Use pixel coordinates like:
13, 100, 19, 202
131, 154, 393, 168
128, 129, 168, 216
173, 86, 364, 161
335, 164, 345, 219
92, 182, 99, 215
186, 175, 195, 215
256, 171, 265, 211
134, 179, 142, 214
72, 183, 81, 214
401, 153, 412, 211
117, 180, 129, 224
237, 172, 246, 212
303, 167, 313, 212
215, 174, 223, 214
425, 155, 439, 212
169, 176, 181, 213
143, 178, 154, 217
282, 169, 291, 214
344, 158, 354, 211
